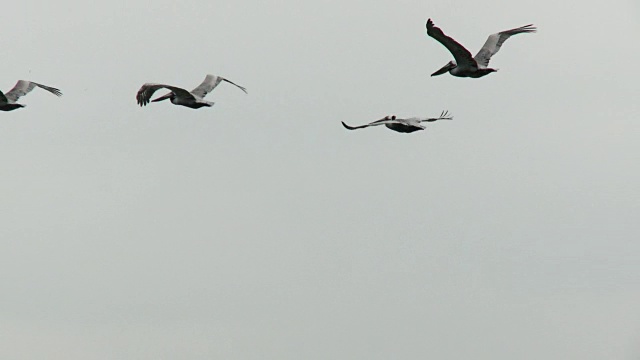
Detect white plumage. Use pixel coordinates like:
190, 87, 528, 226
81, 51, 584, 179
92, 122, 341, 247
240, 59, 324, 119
0, 80, 62, 111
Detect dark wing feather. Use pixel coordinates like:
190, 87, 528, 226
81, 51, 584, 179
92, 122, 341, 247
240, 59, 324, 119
342, 121, 372, 130
426, 19, 477, 68
136, 83, 194, 106
221, 77, 248, 94
342, 117, 399, 130
418, 110, 453, 122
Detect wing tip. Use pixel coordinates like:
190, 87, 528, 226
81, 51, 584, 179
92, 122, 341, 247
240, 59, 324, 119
221, 77, 248, 94
30, 82, 63, 97
341, 121, 357, 130
521, 24, 537, 32
426, 18, 435, 30
506, 24, 537, 34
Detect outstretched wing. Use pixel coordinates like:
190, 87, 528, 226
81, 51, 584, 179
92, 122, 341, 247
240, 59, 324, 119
136, 83, 194, 106
190, 74, 248, 99
4, 80, 62, 103
417, 110, 453, 123
342, 117, 399, 130
474, 24, 536, 68
426, 19, 477, 69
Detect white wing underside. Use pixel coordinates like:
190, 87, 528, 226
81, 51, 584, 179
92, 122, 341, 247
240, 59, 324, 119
404, 117, 446, 123
405, 110, 453, 123
473, 24, 536, 68
190, 75, 224, 99
2, 80, 62, 103
191, 74, 248, 99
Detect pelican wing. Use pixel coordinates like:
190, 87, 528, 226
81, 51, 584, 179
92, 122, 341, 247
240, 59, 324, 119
190, 74, 247, 99
474, 24, 536, 68
426, 19, 476, 69
342, 117, 401, 130
4, 80, 62, 103
417, 110, 453, 123
136, 83, 194, 106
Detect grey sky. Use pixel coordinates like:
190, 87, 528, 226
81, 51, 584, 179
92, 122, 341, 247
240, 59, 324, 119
1, 0, 639, 359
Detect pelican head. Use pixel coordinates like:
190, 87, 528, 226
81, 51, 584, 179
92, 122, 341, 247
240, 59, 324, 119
431, 61, 456, 76
151, 92, 173, 102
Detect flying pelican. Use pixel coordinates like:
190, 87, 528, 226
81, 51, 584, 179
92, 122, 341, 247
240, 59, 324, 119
342, 111, 453, 133
426, 19, 536, 78
136, 74, 247, 109
0, 80, 62, 111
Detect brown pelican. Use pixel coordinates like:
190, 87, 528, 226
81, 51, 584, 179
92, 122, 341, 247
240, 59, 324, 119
0, 80, 62, 111
426, 19, 536, 78
136, 74, 247, 109
342, 111, 453, 133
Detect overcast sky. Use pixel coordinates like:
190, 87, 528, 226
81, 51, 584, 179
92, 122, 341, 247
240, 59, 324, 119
1, 0, 639, 359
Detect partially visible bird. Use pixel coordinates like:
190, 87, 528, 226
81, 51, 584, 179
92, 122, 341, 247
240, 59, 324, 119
136, 74, 247, 109
0, 80, 62, 111
426, 18, 536, 78
342, 111, 453, 133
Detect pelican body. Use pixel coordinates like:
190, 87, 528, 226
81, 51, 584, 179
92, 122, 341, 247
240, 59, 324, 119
342, 111, 453, 133
0, 80, 62, 111
161, 94, 212, 109
426, 19, 536, 78
136, 74, 247, 109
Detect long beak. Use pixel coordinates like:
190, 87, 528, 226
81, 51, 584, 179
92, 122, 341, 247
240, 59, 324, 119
431, 63, 453, 76
151, 93, 172, 102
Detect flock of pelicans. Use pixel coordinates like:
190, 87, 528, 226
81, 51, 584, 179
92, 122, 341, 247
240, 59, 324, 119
1, 19, 536, 134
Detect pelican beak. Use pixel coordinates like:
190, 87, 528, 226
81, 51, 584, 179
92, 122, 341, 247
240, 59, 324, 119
431, 62, 453, 76
151, 93, 172, 102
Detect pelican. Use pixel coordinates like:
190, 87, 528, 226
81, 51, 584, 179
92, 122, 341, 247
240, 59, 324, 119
342, 111, 453, 133
136, 74, 247, 109
426, 19, 536, 78
0, 80, 62, 111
